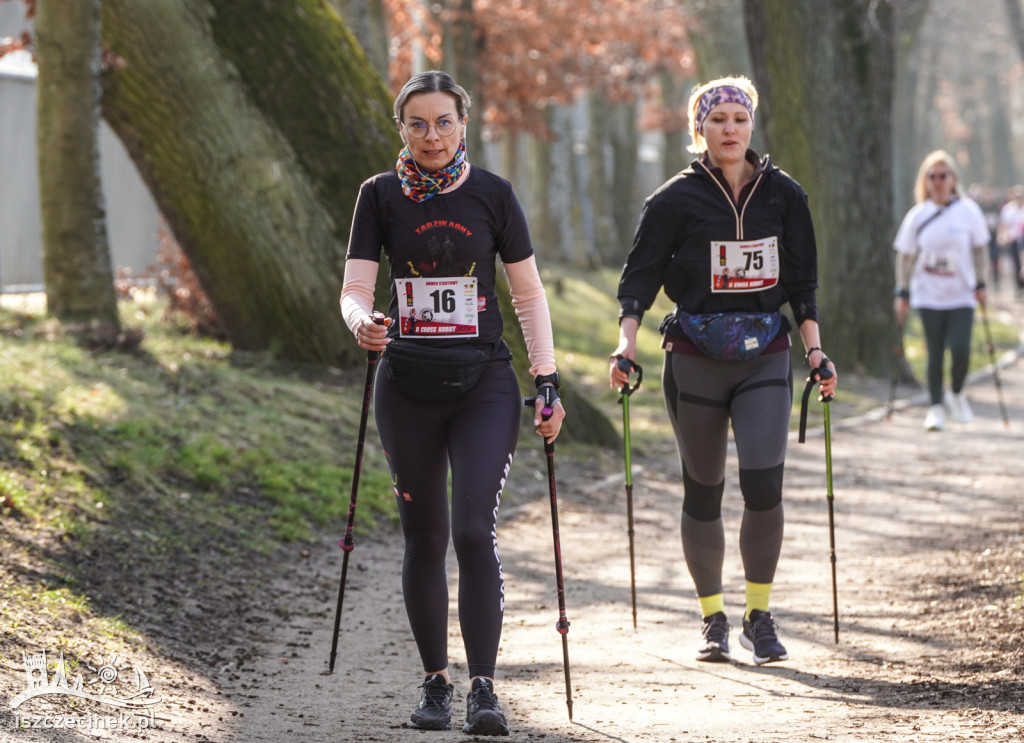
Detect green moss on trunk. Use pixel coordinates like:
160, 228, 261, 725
101, 0, 396, 365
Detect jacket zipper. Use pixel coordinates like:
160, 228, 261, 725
696, 160, 766, 240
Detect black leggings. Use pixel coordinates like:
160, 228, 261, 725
918, 307, 974, 405
374, 359, 520, 679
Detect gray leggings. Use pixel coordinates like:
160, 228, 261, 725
662, 349, 793, 595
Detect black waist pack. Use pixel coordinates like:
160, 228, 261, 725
383, 340, 496, 403
664, 310, 782, 362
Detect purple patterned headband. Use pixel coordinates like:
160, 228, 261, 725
694, 85, 755, 132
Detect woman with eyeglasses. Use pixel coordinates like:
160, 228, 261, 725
609, 76, 836, 668
893, 150, 990, 431
339, 70, 564, 736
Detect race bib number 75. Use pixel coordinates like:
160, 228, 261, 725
710, 236, 780, 292
396, 276, 479, 338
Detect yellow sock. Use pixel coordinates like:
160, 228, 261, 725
698, 593, 726, 618
745, 581, 772, 621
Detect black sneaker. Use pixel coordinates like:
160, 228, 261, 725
739, 609, 789, 665
409, 674, 454, 730
696, 611, 731, 662
462, 677, 510, 736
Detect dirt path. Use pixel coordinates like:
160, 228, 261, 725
5, 311, 1023, 743
210, 327, 1023, 742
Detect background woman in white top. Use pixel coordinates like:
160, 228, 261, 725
893, 150, 991, 431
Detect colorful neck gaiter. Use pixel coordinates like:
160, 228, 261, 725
396, 141, 467, 202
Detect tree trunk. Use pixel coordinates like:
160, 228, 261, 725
527, 131, 556, 256
100, 0, 397, 366
99, 0, 615, 443
688, 0, 764, 153
608, 100, 638, 266
1005, 0, 1024, 62
659, 70, 688, 180
744, 0, 899, 374
328, 0, 389, 80
440, 0, 486, 167
548, 105, 577, 263
37, 0, 120, 328
587, 90, 620, 265
688, 0, 753, 80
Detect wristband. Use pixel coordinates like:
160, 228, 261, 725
534, 372, 560, 390
804, 346, 823, 363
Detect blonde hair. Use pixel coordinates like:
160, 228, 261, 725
686, 76, 759, 154
914, 150, 964, 204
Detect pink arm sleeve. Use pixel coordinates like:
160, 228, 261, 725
504, 255, 556, 377
339, 258, 379, 335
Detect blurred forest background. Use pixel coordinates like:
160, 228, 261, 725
1, 0, 1023, 375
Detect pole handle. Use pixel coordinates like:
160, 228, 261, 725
798, 364, 834, 443
366, 312, 387, 362
614, 355, 643, 396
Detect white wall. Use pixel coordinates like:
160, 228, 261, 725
0, 7, 161, 291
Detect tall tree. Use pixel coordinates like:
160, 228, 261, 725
744, 0, 899, 374
100, 0, 396, 366
1006, 0, 1024, 61
328, 0, 389, 79
383, 0, 695, 265
891, 0, 931, 218
96, 0, 615, 442
36, 0, 120, 328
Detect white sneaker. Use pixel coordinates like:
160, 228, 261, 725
923, 404, 945, 431
945, 389, 973, 423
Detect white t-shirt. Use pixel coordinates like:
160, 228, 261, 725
893, 197, 989, 310
999, 200, 1024, 243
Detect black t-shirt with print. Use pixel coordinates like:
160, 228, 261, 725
347, 166, 534, 347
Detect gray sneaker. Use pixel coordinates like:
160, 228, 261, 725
739, 609, 789, 665
696, 612, 731, 662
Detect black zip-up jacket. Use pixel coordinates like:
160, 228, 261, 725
617, 152, 819, 330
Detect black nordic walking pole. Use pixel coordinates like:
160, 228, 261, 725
615, 356, 643, 629
821, 379, 839, 644
886, 317, 906, 421
979, 306, 1010, 428
327, 314, 385, 674
523, 389, 573, 720
799, 363, 839, 643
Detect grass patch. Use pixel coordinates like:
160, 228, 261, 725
0, 296, 399, 670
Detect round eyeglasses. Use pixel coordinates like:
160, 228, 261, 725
402, 117, 460, 139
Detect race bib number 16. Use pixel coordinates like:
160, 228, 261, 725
710, 236, 780, 292
396, 276, 479, 338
